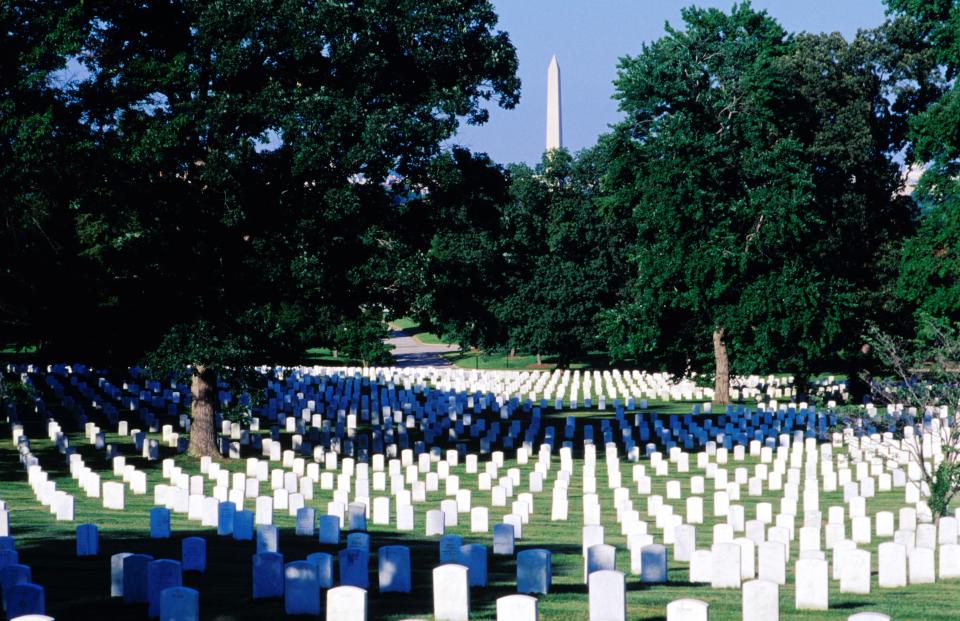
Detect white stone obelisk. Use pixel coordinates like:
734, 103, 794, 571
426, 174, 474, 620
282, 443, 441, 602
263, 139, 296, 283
546, 54, 562, 151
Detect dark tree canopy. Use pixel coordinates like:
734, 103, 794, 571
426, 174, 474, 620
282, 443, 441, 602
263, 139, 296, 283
1, 3, 94, 353
413, 147, 513, 351
601, 4, 922, 400
411, 146, 627, 365
495, 147, 628, 365
5, 0, 959, 425
2, 0, 519, 364
887, 0, 960, 326
2, 0, 519, 454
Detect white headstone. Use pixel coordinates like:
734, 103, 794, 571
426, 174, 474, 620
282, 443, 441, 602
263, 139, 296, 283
588, 570, 625, 621
426, 510, 444, 537
742, 579, 779, 621
711, 542, 741, 588
758, 541, 786, 585
666, 598, 708, 621
325, 585, 367, 621
794, 558, 828, 610
496, 594, 537, 621
939, 542, 960, 578
674, 524, 696, 562
689, 550, 712, 583
432, 564, 469, 621
847, 614, 891, 621
878, 542, 906, 588
908, 546, 935, 584
840, 549, 870, 594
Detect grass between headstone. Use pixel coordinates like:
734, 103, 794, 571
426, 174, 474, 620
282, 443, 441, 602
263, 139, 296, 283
3, 410, 959, 620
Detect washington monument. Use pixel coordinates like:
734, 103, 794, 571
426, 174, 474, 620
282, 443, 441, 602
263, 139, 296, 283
546, 54, 562, 151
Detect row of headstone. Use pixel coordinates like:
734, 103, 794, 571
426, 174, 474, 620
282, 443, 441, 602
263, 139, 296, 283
0, 536, 47, 619
20, 360, 832, 478
1, 360, 928, 620
17, 432, 75, 522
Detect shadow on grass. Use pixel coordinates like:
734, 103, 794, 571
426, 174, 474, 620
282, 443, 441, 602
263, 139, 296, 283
0, 367, 872, 620
7, 514, 564, 620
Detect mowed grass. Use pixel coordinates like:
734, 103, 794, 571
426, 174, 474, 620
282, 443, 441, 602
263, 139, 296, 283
1, 407, 958, 620
439, 350, 615, 371
388, 318, 451, 346
386, 317, 611, 369
302, 348, 362, 367
441, 350, 543, 370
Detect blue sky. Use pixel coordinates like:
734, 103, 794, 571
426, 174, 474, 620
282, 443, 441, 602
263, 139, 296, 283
451, 0, 889, 165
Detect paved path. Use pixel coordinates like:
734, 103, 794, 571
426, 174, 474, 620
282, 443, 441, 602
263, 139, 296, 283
385, 329, 460, 367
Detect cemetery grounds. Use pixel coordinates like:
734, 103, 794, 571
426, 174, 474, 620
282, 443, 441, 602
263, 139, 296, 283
1, 364, 958, 620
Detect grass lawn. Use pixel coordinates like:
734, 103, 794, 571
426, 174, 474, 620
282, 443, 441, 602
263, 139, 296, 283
441, 350, 542, 369
440, 350, 615, 371
1, 400, 954, 620
1, 344, 37, 354
388, 318, 450, 346
387, 318, 627, 370
302, 347, 362, 367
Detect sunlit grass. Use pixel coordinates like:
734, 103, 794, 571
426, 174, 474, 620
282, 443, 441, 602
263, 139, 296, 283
2, 408, 956, 620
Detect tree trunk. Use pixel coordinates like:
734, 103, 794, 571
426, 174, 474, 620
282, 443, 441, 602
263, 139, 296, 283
794, 374, 809, 403
845, 342, 872, 405
188, 365, 220, 458
713, 328, 731, 406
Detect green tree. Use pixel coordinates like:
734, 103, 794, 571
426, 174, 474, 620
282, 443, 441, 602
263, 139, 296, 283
333, 310, 394, 367
415, 144, 628, 366
0, 3, 96, 354
887, 0, 960, 327
411, 147, 513, 351
601, 4, 919, 403
496, 146, 627, 366
2, 0, 519, 456
765, 23, 934, 399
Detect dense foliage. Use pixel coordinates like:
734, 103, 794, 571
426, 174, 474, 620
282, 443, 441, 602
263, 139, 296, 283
4, 0, 960, 454
597, 4, 931, 401
887, 0, 960, 326
495, 147, 628, 366
412, 146, 628, 365
1, 0, 519, 454
411, 147, 513, 351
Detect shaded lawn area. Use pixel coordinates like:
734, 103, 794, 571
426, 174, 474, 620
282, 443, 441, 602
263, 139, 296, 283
302, 347, 363, 367
440, 350, 615, 371
387, 318, 451, 346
